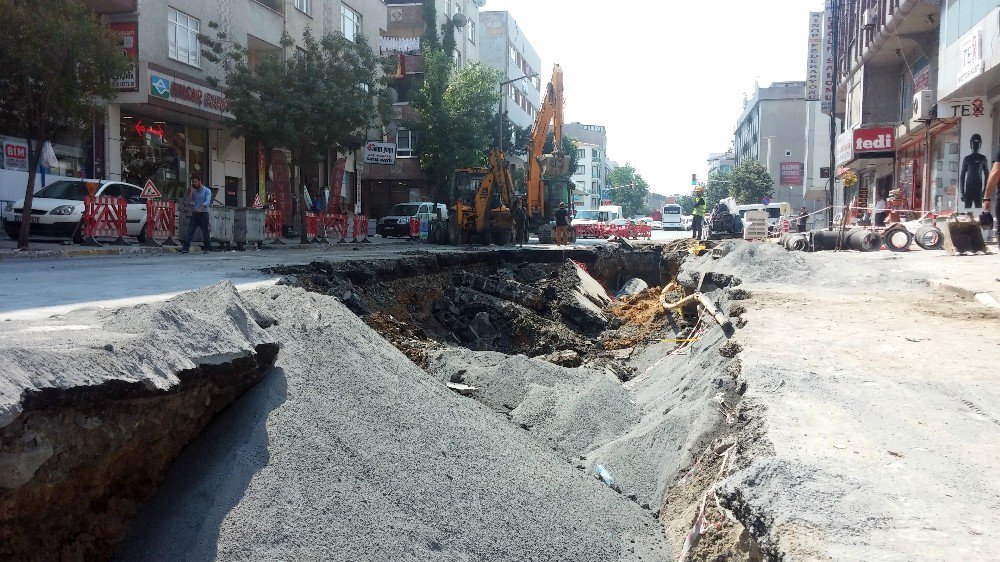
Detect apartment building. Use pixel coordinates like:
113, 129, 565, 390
564, 123, 610, 211
707, 150, 735, 177
0, 0, 388, 222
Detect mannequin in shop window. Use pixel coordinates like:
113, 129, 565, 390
960, 133, 989, 210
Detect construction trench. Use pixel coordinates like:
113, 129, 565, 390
0, 240, 772, 561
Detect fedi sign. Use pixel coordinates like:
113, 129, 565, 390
364, 141, 397, 165
149, 74, 232, 117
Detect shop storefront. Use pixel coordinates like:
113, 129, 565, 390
109, 61, 244, 205
836, 126, 897, 221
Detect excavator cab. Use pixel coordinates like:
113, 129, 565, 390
538, 150, 570, 177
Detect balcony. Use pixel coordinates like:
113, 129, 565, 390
81, 0, 135, 13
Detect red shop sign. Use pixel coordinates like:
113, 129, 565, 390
853, 127, 895, 153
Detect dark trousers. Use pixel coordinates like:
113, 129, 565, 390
874, 212, 886, 227
183, 212, 211, 251
692, 215, 703, 238
797, 223, 807, 233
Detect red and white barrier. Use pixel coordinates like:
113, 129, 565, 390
409, 216, 420, 239
305, 212, 319, 243
143, 200, 178, 247
323, 213, 349, 243
265, 208, 284, 244
81, 195, 127, 246
353, 214, 369, 243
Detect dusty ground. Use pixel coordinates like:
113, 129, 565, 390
694, 244, 1000, 560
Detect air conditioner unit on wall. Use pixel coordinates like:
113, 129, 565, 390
912, 89, 935, 120
862, 8, 878, 29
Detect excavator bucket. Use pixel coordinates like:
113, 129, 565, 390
539, 151, 570, 177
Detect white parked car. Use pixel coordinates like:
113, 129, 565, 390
376, 202, 448, 238
3, 179, 149, 243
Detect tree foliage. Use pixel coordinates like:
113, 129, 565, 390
0, 0, 130, 248
675, 194, 696, 215
408, 12, 501, 204
201, 26, 392, 241
729, 160, 774, 204
607, 164, 650, 218
704, 170, 732, 208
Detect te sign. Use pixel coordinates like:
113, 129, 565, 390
364, 141, 396, 165
853, 127, 895, 153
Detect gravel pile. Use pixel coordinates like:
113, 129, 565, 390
117, 285, 672, 561
680, 240, 815, 286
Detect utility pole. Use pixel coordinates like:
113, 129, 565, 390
827, 0, 840, 230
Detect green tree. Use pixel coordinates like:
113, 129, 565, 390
675, 194, 696, 215
201, 27, 392, 242
703, 170, 732, 208
409, 36, 501, 204
607, 164, 650, 218
729, 160, 774, 205
0, 0, 130, 249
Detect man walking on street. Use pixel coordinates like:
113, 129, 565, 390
691, 186, 706, 239
180, 173, 212, 253
797, 206, 808, 233
554, 202, 570, 245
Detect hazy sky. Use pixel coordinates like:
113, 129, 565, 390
482, 0, 827, 196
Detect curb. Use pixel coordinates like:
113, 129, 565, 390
929, 278, 1000, 311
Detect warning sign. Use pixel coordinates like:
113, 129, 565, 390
252, 193, 264, 209
140, 179, 162, 199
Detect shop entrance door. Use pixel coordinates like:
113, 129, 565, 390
225, 176, 240, 207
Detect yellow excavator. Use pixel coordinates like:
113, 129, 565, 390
450, 147, 516, 245
527, 64, 572, 243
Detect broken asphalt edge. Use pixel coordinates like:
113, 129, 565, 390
929, 278, 1000, 310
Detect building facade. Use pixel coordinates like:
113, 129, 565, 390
0, 0, 388, 224
707, 150, 735, 177
564, 123, 610, 211
479, 10, 542, 144
733, 81, 811, 210
829, 0, 998, 219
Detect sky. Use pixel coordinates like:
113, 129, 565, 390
482, 0, 827, 196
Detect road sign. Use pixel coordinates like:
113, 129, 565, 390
140, 179, 162, 199
252, 193, 264, 209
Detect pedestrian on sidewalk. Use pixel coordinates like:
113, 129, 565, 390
797, 206, 808, 233
554, 202, 569, 245
873, 196, 887, 227
180, 173, 212, 254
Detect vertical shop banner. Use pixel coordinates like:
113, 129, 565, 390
805, 12, 823, 101
331, 157, 347, 194
270, 150, 292, 226
820, 7, 835, 113
108, 22, 138, 92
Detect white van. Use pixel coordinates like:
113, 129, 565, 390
376, 202, 448, 238
662, 204, 683, 230
736, 202, 791, 229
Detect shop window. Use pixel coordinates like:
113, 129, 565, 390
120, 113, 208, 200
931, 125, 961, 212
168, 8, 200, 68
341, 4, 361, 42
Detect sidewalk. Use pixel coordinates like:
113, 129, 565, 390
0, 235, 411, 261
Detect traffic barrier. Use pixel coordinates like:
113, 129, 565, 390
265, 208, 285, 244
575, 224, 598, 238
409, 216, 420, 239
353, 214, 370, 243
781, 219, 790, 233
636, 224, 652, 239
305, 212, 319, 243
81, 195, 127, 246
143, 200, 178, 247
324, 212, 349, 243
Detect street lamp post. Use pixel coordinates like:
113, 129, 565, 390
498, 73, 538, 156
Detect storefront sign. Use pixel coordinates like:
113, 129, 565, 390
941, 96, 987, 118
912, 58, 930, 92
853, 127, 895, 153
805, 12, 823, 101
134, 121, 165, 139
820, 7, 835, 113
380, 36, 420, 53
256, 142, 266, 205
148, 73, 232, 117
958, 29, 984, 88
109, 22, 138, 92
780, 162, 804, 186
3, 139, 28, 172
836, 130, 854, 166
364, 141, 396, 165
